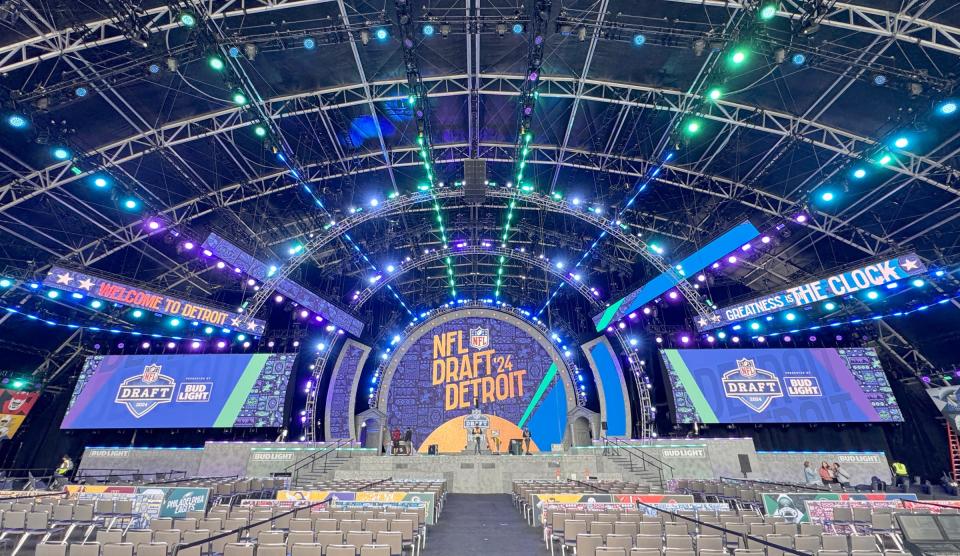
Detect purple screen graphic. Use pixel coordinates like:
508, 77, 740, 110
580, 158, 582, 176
384, 314, 561, 448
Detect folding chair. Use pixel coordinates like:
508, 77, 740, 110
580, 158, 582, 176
575, 533, 602, 556
324, 546, 356, 556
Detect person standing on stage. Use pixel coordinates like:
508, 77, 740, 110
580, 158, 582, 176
390, 427, 402, 455
490, 427, 501, 454
803, 461, 819, 485
818, 461, 833, 485
403, 428, 413, 455
833, 462, 851, 488
522, 426, 532, 455
472, 425, 483, 454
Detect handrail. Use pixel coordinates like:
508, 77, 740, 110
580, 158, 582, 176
571, 479, 808, 556
144, 474, 241, 486
0, 490, 67, 501
284, 439, 352, 484
720, 475, 831, 493
602, 437, 674, 488
171, 477, 392, 556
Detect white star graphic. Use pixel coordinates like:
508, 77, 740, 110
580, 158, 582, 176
246, 321, 259, 331
697, 318, 707, 327
77, 278, 95, 290
902, 258, 919, 271
230, 318, 242, 328
710, 314, 721, 323
55, 272, 74, 285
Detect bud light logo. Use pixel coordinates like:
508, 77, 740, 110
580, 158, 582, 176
115, 364, 175, 418
722, 358, 782, 413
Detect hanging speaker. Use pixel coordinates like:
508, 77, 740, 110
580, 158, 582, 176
463, 159, 487, 204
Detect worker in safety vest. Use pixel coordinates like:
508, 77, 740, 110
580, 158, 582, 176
891, 460, 910, 490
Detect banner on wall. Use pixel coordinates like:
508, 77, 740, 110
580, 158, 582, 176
530, 493, 694, 524
903, 500, 960, 513
696, 253, 926, 331
804, 499, 905, 523
660, 347, 903, 423
761, 492, 916, 523
0, 389, 39, 438
594, 220, 761, 332
43, 266, 266, 334
276, 491, 437, 524
65, 485, 209, 527
61, 354, 296, 429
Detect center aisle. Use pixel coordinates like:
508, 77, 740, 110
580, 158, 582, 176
425, 494, 546, 555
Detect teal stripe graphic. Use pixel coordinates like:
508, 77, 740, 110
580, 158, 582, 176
664, 350, 718, 423
517, 362, 558, 428
214, 354, 270, 427
594, 298, 626, 332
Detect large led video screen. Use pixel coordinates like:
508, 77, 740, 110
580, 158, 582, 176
61, 354, 296, 429
381, 310, 571, 453
660, 347, 902, 423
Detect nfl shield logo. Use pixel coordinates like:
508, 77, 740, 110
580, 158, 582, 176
142, 364, 162, 383
469, 327, 490, 350
736, 358, 757, 378
722, 358, 783, 414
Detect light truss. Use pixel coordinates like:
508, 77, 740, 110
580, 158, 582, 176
349, 245, 602, 309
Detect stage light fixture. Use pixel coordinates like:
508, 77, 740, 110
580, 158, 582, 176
169, 318, 181, 327
440, 24, 450, 38
47, 290, 59, 299
231, 89, 248, 106
894, 136, 909, 149
228, 46, 241, 58
178, 11, 196, 27
93, 176, 108, 188
707, 88, 722, 101
877, 153, 892, 165
824, 302, 836, 311
123, 198, 139, 210
730, 48, 748, 66
165, 57, 178, 72
684, 119, 702, 135
131, 310, 143, 318
750, 322, 760, 331
938, 101, 957, 115
6, 114, 27, 129
853, 168, 866, 179
872, 74, 887, 86
632, 34, 646, 46
785, 312, 796, 321
303, 37, 316, 49
375, 28, 389, 41
90, 300, 102, 309
52, 147, 71, 160
148, 63, 161, 74
577, 26, 587, 41
512, 22, 524, 34
912, 278, 925, 287
759, 3, 777, 20
182, 242, 194, 250
820, 191, 835, 202
423, 23, 435, 36
75, 86, 88, 97
147, 220, 160, 230
244, 43, 258, 60
0, 279, 10, 288
791, 53, 805, 65
208, 55, 225, 71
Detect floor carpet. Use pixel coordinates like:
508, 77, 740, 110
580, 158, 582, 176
424, 493, 547, 555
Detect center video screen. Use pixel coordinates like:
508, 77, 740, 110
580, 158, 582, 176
61, 353, 296, 429
659, 347, 903, 424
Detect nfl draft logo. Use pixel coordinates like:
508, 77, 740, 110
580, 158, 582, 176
722, 358, 783, 413
469, 327, 490, 350
115, 364, 175, 418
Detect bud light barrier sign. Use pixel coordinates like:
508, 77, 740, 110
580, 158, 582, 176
660, 348, 903, 423
61, 354, 296, 429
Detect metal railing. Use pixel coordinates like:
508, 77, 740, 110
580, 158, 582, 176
601, 437, 674, 488
284, 439, 353, 485
720, 475, 831, 493
74, 468, 188, 484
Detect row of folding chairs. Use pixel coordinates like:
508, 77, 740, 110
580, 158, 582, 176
577, 549, 893, 556
35, 542, 394, 556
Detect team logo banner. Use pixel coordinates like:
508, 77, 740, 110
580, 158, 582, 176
0, 389, 39, 439
43, 266, 266, 334
61, 354, 295, 429
696, 253, 926, 331
65, 486, 209, 527
660, 348, 903, 423
277, 491, 437, 524
530, 494, 694, 525
762, 492, 916, 523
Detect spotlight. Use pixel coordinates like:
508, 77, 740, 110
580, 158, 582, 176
131, 310, 143, 318
52, 147, 71, 160
169, 318, 181, 327
877, 153, 892, 165
231, 89, 248, 105
141, 341, 151, 349
707, 88, 722, 101
166, 341, 176, 349
785, 312, 796, 321
684, 119, 702, 135
75, 86, 89, 97
912, 279, 925, 287
208, 55, 225, 71
228, 46, 241, 58
93, 176, 108, 188
938, 101, 957, 115
759, 3, 777, 20
0, 279, 10, 288
6, 114, 27, 129
423, 23, 435, 36
512, 22, 524, 34
632, 34, 646, 46
147, 220, 161, 230
253, 125, 267, 137
872, 74, 887, 86
894, 136, 909, 149
178, 11, 197, 27
820, 191, 835, 202
148, 63, 161, 74
191, 341, 201, 349
375, 28, 389, 41
824, 302, 836, 311
853, 168, 866, 179
866, 290, 879, 300
791, 53, 806, 65
182, 241, 194, 250
795, 214, 808, 223
730, 48, 747, 65
47, 290, 59, 299
123, 198, 139, 210
303, 37, 316, 49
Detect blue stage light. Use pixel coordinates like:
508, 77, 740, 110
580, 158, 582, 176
912, 278, 925, 287
785, 312, 796, 321
52, 147, 71, 160
375, 28, 389, 41
750, 322, 760, 331
820, 191, 835, 202
6, 114, 27, 129
939, 101, 957, 115
791, 53, 805, 65
75, 86, 88, 97
303, 37, 316, 49
0, 279, 10, 288
512, 23, 523, 34
866, 290, 879, 300
148, 63, 161, 74
47, 290, 59, 299
894, 136, 909, 149
873, 74, 887, 86
90, 300, 103, 309
93, 176, 109, 188
853, 168, 866, 179
633, 34, 646, 46
423, 24, 435, 36
824, 302, 836, 311
131, 310, 143, 318
123, 198, 139, 210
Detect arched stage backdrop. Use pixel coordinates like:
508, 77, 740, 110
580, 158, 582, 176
374, 308, 576, 453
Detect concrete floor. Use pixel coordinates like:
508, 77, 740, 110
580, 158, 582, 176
424, 493, 547, 555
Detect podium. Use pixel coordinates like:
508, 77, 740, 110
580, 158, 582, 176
462, 409, 490, 453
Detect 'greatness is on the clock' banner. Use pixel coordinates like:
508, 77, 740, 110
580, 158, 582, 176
43, 266, 266, 334
696, 253, 926, 331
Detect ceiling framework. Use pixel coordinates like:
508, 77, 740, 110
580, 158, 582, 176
0, 0, 958, 381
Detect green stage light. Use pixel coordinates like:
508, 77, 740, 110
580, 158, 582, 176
730, 48, 748, 66
231, 90, 248, 105
0, 279, 10, 288
179, 11, 196, 27
90, 300, 103, 309
169, 318, 181, 327
10, 380, 24, 389
824, 302, 836, 311
208, 55, 225, 71
254, 125, 266, 137
707, 88, 722, 101
759, 4, 777, 20
684, 119, 702, 135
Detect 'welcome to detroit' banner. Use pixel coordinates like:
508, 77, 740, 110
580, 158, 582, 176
696, 253, 926, 331
44, 266, 266, 334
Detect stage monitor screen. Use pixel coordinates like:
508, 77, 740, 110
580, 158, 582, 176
899, 515, 945, 542
61, 353, 296, 429
660, 347, 903, 423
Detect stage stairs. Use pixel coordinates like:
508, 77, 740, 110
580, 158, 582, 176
591, 438, 675, 488
289, 442, 371, 486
